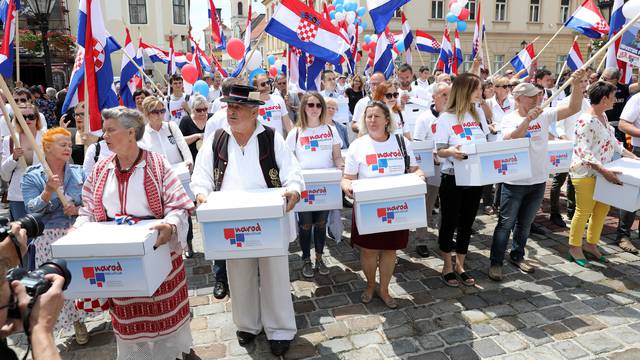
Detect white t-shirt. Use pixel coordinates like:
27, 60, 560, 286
286, 124, 342, 169
351, 96, 371, 127
139, 122, 185, 165
501, 108, 558, 185
392, 112, 407, 136
320, 90, 350, 125
345, 134, 416, 179
209, 97, 227, 114
400, 85, 433, 135
487, 96, 515, 129
259, 95, 288, 136
166, 94, 188, 124
555, 97, 590, 141
208, 86, 222, 102
203, 110, 228, 141
435, 111, 489, 174
621, 93, 640, 147
413, 109, 437, 142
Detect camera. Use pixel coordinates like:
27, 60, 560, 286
0, 213, 45, 240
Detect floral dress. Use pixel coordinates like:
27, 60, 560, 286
570, 112, 625, 179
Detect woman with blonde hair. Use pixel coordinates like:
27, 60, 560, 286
435, 73, 489, 287
372, 81, 412, 140
21, 127, 90, 344
286, 92, 344, 278
345, 74, 366, 114
342, 101, 425, 308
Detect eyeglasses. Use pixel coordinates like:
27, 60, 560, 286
23, 114, 37, 121
16, 98, 28, 103
150, 109, 167, 115
385, 92, 400, 100
496, 85, 510, 89
194, 108, 208, 113
306, 103, 322, 109
75, 112, 85, 117
259, 82, 269, 87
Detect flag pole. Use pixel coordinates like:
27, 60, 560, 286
121, 20, 166, 96
238, 32, 266, 75
0, 95, 26, 168
0, 76, 69, 206
483, 33, 492, 76
529, 25, 565, 65
414, 43, 426, 67
554, 35, 578, 88
15, 9, 19, 84
596, 52, 607, 72
83, 61, 90, 153
492, 36, 540, 76
542, 12, 640, 109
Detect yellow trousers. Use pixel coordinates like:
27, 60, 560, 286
569, 177, 610, 247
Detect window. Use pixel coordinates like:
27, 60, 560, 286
393, 8, 402, 18
466, 0, 477, 21
238, 1, 243, 16
556, 55, 567, 75
173, 0, 186, 24
431, 0, 444, 19
560, 0, 570, 23
495, 0, 507, 21
129, 0, 147, 24
494, 55, 505, 72
529, 0, 540, 22
431, 54, 439, 72
463, 54, 474, 72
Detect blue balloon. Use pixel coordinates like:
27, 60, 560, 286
346, 2, 357, 11
267, 54, 275, 65
364, 34, 371, 43
335, 4, 343, 12
396, 42, 405, 53
330, 10, 336, 19
457, 20, 467, 31
446, 12, 458, 23
361, 22, 368, 30
193, 80, 209, 98
248, 68, 267, 86
334, 0, 343, 5
357, 6, 366, 17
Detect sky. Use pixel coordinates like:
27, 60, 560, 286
217, 0, 266, 26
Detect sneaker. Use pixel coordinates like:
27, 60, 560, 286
550, 213, 567, 228
74, 321, 89, 345
488, 265, 503, 281
509, 258, 535, 273
316, 257, 330, 275
302, 260, 314, 278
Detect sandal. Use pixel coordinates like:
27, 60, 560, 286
568, 255, 590, 268
618, 238, 639, 254
441, 272, 459, 287
584, 251, 609, 264
361, 290, 374, 304
456, 271, 476, 286
374, 288, 398, 309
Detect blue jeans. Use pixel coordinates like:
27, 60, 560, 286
490, 182, 546, 266
8, 201, 26, 221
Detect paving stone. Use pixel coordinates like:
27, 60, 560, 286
606, 293, 635, 305
380, 338, 419, 357
542, 322, 576, 340
323, 322, 350, 339
551, 340, 589, 359
384, 324, 416, 339
318, 338, 353, 355
470, 323, 499, 338
518, 327, 553, 346
520, 345, 564, 360
541, 306, 573, 322
609, 348, 640, 360
575, 333, 622, 355
316, 294, 351, 309
444, 344, 481, 360
349, 332, 384, 348
461, 310, 489, 324
561, 315, 607, 334
517, 312, 548, 327
483, 304, 517, 318
438, 327, 476, 345
470, 338, 505, 358
339, 346, 385, 360
594, 309, 631, 326
459, 295, 489, 310
494, 333, 528, 352
583, 297, 616, 311
408, 351, 448, 360
416, 334, 444, 350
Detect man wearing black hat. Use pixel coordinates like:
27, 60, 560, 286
191, 85, 303, 357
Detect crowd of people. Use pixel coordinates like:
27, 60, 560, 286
0, 61, 639, 360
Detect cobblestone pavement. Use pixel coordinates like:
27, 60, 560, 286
7, 190, 640, 360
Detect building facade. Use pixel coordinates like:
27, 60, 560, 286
260, 0, 621, 76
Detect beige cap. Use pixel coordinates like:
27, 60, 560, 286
512, 83, 542, 98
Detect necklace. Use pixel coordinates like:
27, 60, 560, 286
115, 149, 143, 172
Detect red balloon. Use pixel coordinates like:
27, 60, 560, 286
227, 38, 245, 60
186, 53, 194, 62
362, 42, 369, 51
458, 8, 470, 20
368, 51, 375, 59
181, 64, 198, 84
269, 67, 278, 77
328, 4, 335, 11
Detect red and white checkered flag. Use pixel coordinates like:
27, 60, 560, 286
75, 298, 110, 312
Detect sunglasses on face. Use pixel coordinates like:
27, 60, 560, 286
306, 102, 322, 109
194, 108, 208, 113
23, 114, 37, 121
75, 112, 85, 117
150, 109, 167, 115
496, 85, 509, 89
16, 98, 28, 103
259, 82, 269, 87
385, 92, 400, 100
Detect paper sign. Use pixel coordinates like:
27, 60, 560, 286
617, 23, 640, 67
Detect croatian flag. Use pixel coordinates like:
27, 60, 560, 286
73, 0, 121, 132
208, 0, 226, 50
0, 0, 19, 78
119, 28, 143, 109
605, 0, 632, 84
436, 28, 453, 74
452, 30, 463, 75
140, 41, 170, 64
168, 35, 176, 75
265, 0, 350, 64
305, 54, 325, 91
61, 49, 86, 113
510, 43, 536, 76
471, 0, 483, 60
400, 11, 413, 65
289, 46, 307, 90
416, 30, 440, 53
374, 27, 396, 79
566, 40, 584, 72
367, 0, 410, 34
230, 1, 252, 78
564, 0, 609, 39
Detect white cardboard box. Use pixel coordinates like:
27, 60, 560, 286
51, 220, 170, 299
412, 140, 435, 178
454, 138, 532, 186
295, 168, 343, 212
352, 174, 427, 235
594, 158, 640, 212
172, 162, 195, 201
197, 189, 295, 260
547, 140, 573, 174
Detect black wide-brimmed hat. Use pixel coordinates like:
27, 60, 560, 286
220, 85, 265, 106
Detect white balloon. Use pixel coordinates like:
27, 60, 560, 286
348, 24, 356, 34
450, 3, 463, 15
358, 25, 364, 34
246, 51, 263, 71
622, 0, 640, 19
274, 59, 283, 69
370, 34, 378, 42
346, 11, 356, 24
335, 12, 345, 21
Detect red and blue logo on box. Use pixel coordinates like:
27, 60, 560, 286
376, 202, 409, 224
493, 155, 519, 175
82, 262, 123, 288
223, 223, 262, 248
301, 187, 327, 205
550, 153, 568, 167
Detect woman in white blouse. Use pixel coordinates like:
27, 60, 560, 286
568, 81, 638, 267
371, 81, 412, 140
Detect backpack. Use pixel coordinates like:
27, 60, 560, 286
211, 126, 281, 191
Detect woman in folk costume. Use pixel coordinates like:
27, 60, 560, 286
72, 107, 195, 360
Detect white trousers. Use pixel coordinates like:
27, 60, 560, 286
227, 255, 297, 340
